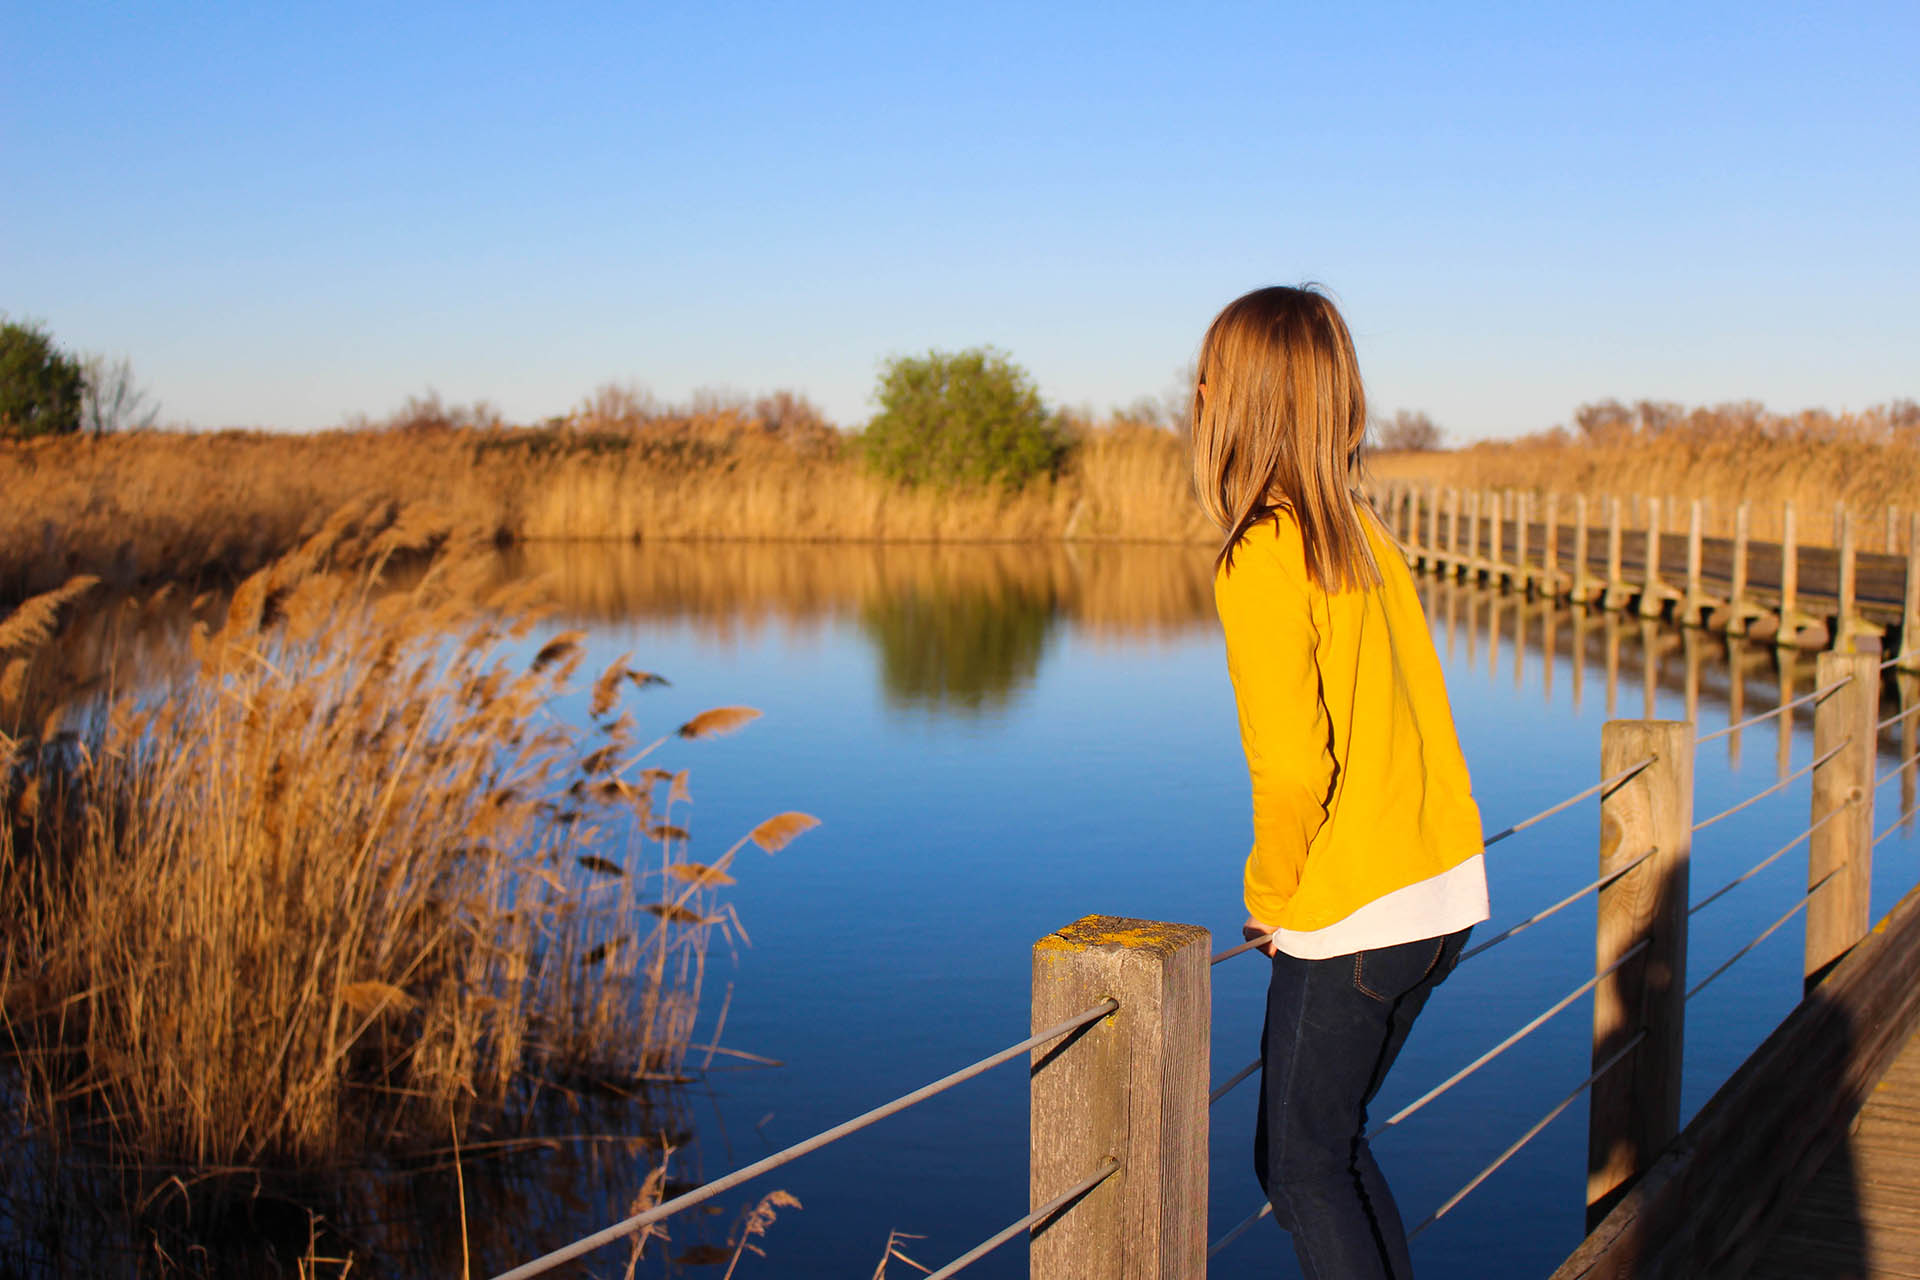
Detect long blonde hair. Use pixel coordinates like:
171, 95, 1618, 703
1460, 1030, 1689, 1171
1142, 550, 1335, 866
1190, 285, 1379, 590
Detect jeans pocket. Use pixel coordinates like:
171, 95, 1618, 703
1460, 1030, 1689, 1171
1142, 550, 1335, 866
1352, 935, 1446, 1003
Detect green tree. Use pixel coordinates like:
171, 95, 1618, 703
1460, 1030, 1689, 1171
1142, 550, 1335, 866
861, 347, 1062, 488
0, 321, 85, 439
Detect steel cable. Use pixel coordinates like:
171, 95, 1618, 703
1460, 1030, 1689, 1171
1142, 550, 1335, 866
1692, 739, 1848, 833
1687, 867, 1842, 1002
488, 998, 1119, 1280
1689, 805, 1847, 918
922, 1159, 1120, 1280
1875, 745, 1920, 789
1873, 798, 1920, 847
1368, 940, 1649, 1140
1456, 850, 1656, 966
1695, 675, 1852, 745
1208, 760, 1657, 968
1405, 1031, 1647, 1241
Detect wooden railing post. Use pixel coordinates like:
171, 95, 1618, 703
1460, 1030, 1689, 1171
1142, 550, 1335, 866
1544, 491, 1561, 598
1727, 501, 1755, 635
1425, 484, 1441, 572
1573, 494, 1591, 604
1449, 488, 1465, 576
1806, 652, 1877, 987
1032, 916, 1209, 1279
1835, 511, 1880, 653
1779, 500, 1801, 647
1680, 497, 1710, 626
1901, 512, 1920, 673
1588, 720, 1694, 1229
1465, 490, 1482, 583
1604, 497, 1630, 611
1516, 490, 1532, 594
1639, 495, 1666, 618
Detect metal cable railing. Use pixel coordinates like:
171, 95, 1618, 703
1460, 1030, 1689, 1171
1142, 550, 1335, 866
1687, 867, 1843, 1003
1481, 758, 1657, 850
922, 1159, 1120, 1280
1209, 1030, 1650, 1259
1695, 675, 1852, 745
1456, 850, 1656, 965
1210, 1057, 1261, 1106
1874, 798, 1920, 847
1689, 805, 1847, 919
1875, 745, 1920, 789
1208, 863, 1656, 1112
1404, 1031, 1647, 1241
1368, 940, 1649, 1139
1691, 739, 1848, 833
1879, 702, 1920, 733
489, 998, 1119, 1280
1208, 760, 1657, 968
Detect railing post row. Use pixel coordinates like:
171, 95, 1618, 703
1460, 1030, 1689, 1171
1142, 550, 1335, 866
1587, 719, 1694, 1230
1032, 915, 1210, 1278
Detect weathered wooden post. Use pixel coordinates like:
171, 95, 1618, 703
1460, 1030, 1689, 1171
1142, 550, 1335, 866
1901, 512, 1920, 673
1032, 916, 1209, 1278
1425, 485, 1441, 572
1574, 494, 1592, 604
1443, 485, 1459, 575
1680, 497, 1711, 627
1806, 652, 1876, 987
1604, 497, 1630, 611
1778, 500, 1801, 647
1515, 491, 1532, 595
1543, 492, 1561, 598
1835, 511, 1878, 653
1639, 495, 1667, 618
1727, 501, 1756, 635
1465, 490, 1482, 583
1588, 719, 1694, 1229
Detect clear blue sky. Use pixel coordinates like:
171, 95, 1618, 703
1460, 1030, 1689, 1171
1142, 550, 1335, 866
5, 1, 1916, 440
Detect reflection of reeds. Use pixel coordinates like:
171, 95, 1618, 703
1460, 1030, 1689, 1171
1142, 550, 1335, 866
506, 540, 1219, 641
1, 418, 1211, 606
0, 506, 811, 1183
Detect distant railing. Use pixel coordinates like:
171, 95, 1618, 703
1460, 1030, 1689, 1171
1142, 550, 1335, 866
1372, 481, 1920, 667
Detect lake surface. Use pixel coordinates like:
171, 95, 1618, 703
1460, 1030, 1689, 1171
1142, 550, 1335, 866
457, 541, 1920, 1280
26, 540, 1920, 1278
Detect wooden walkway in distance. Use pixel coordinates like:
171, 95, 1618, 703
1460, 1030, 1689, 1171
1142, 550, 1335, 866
1750, 1027, 1920, 1279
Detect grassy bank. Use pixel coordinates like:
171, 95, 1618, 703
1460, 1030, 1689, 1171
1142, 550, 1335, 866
0, 416, 1211, 605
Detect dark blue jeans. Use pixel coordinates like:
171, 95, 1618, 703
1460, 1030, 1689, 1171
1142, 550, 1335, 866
1253, 928, 1471, 1280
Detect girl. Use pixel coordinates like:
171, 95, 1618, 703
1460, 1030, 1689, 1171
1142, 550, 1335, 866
1193, 286, 1488, 1279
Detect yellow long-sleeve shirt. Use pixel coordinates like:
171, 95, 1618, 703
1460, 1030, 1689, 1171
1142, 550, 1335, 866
1215, 508, 1487, 951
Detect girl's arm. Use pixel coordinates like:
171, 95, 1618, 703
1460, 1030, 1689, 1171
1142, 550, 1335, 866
1214, 525, 1336, 927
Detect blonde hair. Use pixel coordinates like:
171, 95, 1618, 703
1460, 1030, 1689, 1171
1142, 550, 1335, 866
1190, 285, 1379, 591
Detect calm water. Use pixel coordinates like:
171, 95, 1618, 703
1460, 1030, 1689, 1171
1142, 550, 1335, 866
26, 542, 1920, 1277
460, 541, 1920, 1280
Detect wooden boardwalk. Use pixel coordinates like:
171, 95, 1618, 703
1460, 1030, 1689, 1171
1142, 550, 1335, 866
1750, 1027, 1920, 1279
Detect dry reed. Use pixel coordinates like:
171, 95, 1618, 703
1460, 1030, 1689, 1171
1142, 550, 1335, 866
0, 415, 1211, 606
0, 503, 814, 1176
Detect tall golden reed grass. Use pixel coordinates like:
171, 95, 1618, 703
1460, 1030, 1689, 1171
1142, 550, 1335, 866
0, 504, 814, 1170
0, 414, 1212, 606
